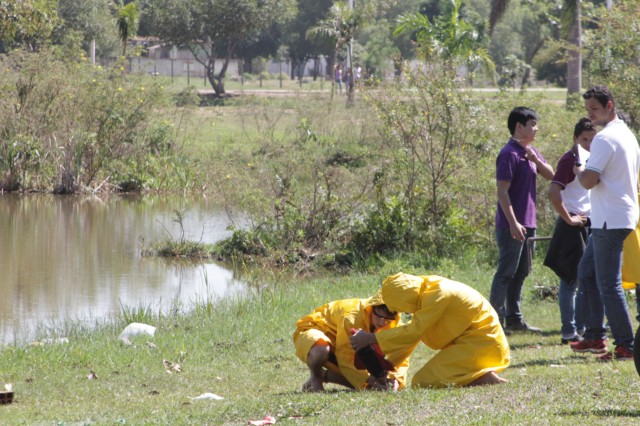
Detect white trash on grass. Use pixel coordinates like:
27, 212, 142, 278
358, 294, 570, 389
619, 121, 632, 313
119, 323, 156, 343
188, 392, 224, 401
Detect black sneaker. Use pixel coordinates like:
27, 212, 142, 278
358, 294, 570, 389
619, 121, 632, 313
505, 320, 542, 334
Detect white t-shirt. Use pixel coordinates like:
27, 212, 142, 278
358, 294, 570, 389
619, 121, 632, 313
563, 144, 591, 215
586, 118, 640, 229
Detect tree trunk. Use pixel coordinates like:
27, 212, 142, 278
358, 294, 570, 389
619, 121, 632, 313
521, 39, 544, 88
205, 57, 226, 96
242, 56, 252, 74
566, 1, 582, 95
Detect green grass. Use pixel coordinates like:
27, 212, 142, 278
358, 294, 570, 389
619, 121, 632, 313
2, 258, 639, 425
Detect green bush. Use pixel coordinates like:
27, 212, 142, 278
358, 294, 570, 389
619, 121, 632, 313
214, 227, 268, 257
0, 48, 184, 193
173, 85, 200, 107
348, 196, 409, 258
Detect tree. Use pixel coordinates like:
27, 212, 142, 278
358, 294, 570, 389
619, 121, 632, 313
490, 0, 587, 94
395, 0, 494, 78
587, 0, 640, 129
283, 0, 333, 81
146, 0, 295, 96
54, 0, 119, 61
307, 1, 371, 104
356, 0, 422, 80
0, 0, 59, 52
116, 1, 139, 56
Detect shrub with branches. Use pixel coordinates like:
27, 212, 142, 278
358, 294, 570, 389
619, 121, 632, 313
0, 48, 185, 193
354, 60, 492, 259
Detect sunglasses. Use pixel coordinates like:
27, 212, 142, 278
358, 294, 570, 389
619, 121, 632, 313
372, 306, 397, 321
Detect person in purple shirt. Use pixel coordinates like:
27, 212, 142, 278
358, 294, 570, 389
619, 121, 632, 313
490, 107, 554, 334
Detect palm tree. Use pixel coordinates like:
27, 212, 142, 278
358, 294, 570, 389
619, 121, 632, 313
307, 1, 369, 103
395, 0, 494, 77
116, 1, 138, 57
489, 0, 584, 95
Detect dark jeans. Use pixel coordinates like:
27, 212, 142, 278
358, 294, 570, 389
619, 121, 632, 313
490, 227, 536, 324
579, 227, 634, 350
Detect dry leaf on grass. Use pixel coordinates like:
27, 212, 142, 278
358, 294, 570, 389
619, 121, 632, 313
163, 359, 182, 374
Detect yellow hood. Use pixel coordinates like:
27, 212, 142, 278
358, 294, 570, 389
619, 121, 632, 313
380, 272, 425, 313
364, 289, 400, 326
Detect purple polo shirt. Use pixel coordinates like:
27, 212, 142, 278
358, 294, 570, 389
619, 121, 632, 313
495, 139, 545, 229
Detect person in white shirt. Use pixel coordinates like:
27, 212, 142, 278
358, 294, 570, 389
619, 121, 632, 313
570, 85, 640, 361
545, 117, 596, 344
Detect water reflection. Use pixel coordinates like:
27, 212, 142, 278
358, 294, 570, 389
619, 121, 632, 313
0, 194, 246, 344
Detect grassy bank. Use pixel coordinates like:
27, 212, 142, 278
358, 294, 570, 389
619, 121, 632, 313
165, 76, 584, 269
1, 258, 639, 425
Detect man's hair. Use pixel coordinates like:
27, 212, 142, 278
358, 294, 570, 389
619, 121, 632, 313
373, 304, 397, 320
582, 85, 615, 109
507, 107, 538, 135
573, 117, 595, 138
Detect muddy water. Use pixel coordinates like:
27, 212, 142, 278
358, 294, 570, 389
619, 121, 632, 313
0, 194, 246, 344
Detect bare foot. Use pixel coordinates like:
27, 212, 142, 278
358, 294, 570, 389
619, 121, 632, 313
467, 371, 508, 387
302, 375, 324, 392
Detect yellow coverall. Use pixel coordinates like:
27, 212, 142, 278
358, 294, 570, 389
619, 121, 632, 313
293, 292, 416, 390
622, 213, 640, 289
375, 273, 510, 388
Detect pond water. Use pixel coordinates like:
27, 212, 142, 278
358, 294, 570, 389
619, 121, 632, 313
0, 194, 247, 345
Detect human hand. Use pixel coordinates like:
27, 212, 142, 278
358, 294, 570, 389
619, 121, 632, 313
566, 214, 586, 227
349, 329, 374, 351
524, 146, 540, 163
509, 223, 526, 242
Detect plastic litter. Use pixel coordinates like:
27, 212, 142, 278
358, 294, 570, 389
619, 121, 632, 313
188, 392, 224, 401
119, 323, 156, 341
0, 384, 13, 405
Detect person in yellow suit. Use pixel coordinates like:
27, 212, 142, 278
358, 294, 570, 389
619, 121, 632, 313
350, 273, 510, 388
293, 291, 416, 392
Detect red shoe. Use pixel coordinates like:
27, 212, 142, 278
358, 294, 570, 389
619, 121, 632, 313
570, 339, 607, 354
596, 346, 633, 362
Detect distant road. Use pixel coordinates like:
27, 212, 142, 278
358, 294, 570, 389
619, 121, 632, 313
197, 87, 568, 101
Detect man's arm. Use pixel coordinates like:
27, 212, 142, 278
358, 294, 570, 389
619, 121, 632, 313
575, 165, 600, 189
548, 182, 585, 226
525, 147, 554, 180
497, 180, 526, 241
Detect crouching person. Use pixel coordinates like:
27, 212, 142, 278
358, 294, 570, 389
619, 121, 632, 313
293, 291, 416, 392
350, 273, 510, 388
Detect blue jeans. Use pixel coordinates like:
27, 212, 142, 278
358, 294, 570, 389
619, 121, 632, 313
559, 278, 585, 338
578, 227, 634, 350
490, 227, 536, 324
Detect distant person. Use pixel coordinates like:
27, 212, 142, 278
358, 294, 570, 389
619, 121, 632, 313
334, 64, 343, 94
571, 85, 640, 361
490, 107, 554, 334
350, 273, 510, 388
544, 117, 597, 344
354, 63, 363, 84
345, 67, 355, 99
293, 292, 415, 392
